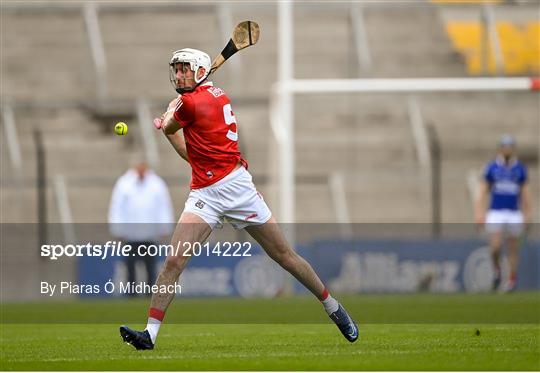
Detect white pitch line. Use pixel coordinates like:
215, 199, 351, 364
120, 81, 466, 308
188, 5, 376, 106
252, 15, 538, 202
6, 346, 527, 363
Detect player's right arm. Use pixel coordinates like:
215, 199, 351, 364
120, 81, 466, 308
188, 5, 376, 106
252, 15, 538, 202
474, 180, 490, 229
156, 95, 195, 162
475, 162, 494, 230
161, 97, 182, 135
161, 94, 195, 135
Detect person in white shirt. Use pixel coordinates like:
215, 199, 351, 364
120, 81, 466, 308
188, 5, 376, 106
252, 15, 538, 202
108, 159, 174, 296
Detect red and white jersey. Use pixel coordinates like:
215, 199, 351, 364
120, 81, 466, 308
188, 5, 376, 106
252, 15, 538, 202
173, 82, 248, 189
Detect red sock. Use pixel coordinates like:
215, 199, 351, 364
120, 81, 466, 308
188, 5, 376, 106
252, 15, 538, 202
149, 307, 165, 321
509, 273, 517, 283
319, 288, 329, 301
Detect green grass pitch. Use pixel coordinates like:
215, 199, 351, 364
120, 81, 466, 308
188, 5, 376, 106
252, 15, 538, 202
1, 293, 539, 370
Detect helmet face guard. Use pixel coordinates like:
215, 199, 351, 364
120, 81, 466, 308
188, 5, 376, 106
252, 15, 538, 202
169, 48, 211, 94
169, 63, 196, 94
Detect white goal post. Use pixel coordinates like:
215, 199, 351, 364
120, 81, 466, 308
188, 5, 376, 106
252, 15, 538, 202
269, 77, 540, 225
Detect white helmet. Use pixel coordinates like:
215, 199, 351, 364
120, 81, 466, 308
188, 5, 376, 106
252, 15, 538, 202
169, 48, 211, 92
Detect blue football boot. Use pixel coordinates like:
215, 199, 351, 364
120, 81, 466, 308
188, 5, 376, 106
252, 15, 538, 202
120, 325, 154, 350
329, 304, 359, 343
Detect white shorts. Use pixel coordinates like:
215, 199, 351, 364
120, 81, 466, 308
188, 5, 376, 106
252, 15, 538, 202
183, 166, 272, 230
485, 209, 524, 236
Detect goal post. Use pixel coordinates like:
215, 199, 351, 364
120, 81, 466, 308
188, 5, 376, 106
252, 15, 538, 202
268, 77, 540, 228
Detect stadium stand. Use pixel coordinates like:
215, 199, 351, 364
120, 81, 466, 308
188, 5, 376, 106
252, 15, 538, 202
445, 20, 539, 75
2, 2, 538, 229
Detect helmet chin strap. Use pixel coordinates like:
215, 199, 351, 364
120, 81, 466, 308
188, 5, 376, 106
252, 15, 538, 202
174, 70, 208, 94
175, 79, 207, 94
175, 87, 192, 94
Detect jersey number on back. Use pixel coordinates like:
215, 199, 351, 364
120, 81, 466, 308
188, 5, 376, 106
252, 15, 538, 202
223, 104, 238, 141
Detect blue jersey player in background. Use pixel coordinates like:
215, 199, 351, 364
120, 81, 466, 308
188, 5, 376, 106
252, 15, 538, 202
475, 135, 532, 292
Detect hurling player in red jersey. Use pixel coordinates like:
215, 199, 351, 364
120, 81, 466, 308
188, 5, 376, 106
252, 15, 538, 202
120, 48, 358, 349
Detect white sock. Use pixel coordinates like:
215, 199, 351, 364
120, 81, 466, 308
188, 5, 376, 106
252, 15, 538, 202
145, 317, 161, 344
322, 295, 339, 315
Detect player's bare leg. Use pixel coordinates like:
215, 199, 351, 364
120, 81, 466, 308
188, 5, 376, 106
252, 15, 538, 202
120, 212, 212, 349
489, 231, 503, 290
149, 212, 212, 311
245, 216, 358, 342
246, 216, 325, 296
504, 235, 520, 291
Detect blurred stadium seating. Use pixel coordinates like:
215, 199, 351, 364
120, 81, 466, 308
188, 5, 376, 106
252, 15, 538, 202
1, 0, 539, 301
2, 1, 538, 226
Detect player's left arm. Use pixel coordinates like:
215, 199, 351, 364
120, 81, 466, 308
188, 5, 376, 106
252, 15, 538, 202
165, 131, 189, 163
475, 180, 490, 229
